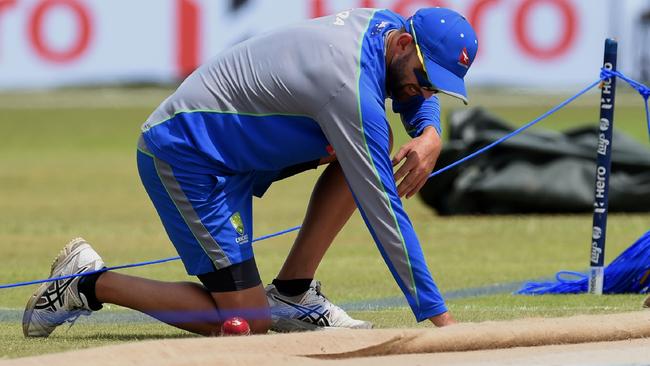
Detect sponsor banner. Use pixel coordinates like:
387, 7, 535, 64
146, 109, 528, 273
0, 0, 174, 88
0, 0, 646, 89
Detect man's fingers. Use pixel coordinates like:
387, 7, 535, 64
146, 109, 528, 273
393, 127, 441, 198
405, 158, 437, 198
398, 178, 416, 197
397, 181, 408, 197
397, 169, 421, 197
394, 158, 415, 182
400, 166, 429, 198
406, 177, 428, 199
392, 146, 409, 166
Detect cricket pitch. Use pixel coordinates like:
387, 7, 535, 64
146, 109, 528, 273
3, 311, 649, 366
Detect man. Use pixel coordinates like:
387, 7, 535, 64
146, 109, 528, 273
23, 7, 477, 337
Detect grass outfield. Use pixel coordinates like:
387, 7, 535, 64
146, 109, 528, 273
1, 88, 649, 358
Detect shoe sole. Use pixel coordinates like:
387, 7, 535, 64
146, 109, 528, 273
271, 317, 373, 333
323, 321, 374, 330
271, 317, 323, 333
22, 238, 90, 338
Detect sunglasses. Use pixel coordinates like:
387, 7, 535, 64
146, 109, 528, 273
409, 18, 439, 94
413, 68, 438, 93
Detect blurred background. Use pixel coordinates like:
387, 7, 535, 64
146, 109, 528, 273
2, 0, 650, 224
0, 0, 649, 89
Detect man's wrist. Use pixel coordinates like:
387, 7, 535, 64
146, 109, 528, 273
420, 125, 440, 139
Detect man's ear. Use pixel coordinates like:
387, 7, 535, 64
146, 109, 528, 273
395, 32, 415, 53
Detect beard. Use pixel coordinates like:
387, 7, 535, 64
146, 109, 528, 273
386, 53, 419, 102
386, 53, 409, 98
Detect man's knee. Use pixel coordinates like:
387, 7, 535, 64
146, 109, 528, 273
248, 316, 272, 334
196, 259, 271, 335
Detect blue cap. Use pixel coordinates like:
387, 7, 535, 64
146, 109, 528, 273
405, 8, 478, 104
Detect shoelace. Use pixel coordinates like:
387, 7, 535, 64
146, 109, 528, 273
312, 281, 329, 301
311, 281, 350, 314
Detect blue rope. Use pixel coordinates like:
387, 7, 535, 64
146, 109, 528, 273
428, 78, 602, 178
2, 69, 649, 291
517, 231, 650, 294
0, 226, 301, 290
600, 68, 650, 142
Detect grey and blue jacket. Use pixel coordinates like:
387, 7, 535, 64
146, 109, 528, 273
142, 8, 446, 321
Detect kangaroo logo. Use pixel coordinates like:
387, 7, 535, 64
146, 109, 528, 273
230, 212, 245, 236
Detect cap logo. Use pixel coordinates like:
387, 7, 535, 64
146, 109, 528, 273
458, 47, 470, 68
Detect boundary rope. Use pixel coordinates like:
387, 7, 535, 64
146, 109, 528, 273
427, 78, 602, 178
0, 226, 301, 290
2, 69, 649, 290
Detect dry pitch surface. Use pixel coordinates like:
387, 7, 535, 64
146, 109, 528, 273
3, 311, 650, 366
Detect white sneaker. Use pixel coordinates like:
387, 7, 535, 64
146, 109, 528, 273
22, 237, 105, 337
265, 280, 373, 332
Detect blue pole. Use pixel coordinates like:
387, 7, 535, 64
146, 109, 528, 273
588, 39, 618, 295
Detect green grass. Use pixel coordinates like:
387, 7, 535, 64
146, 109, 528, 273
0, 88, 649, 359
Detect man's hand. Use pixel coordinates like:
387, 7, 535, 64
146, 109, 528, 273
429, 311, 456, 327
392, 126, 442, 198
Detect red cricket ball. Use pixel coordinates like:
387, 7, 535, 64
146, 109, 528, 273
220, 317, 251, 336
